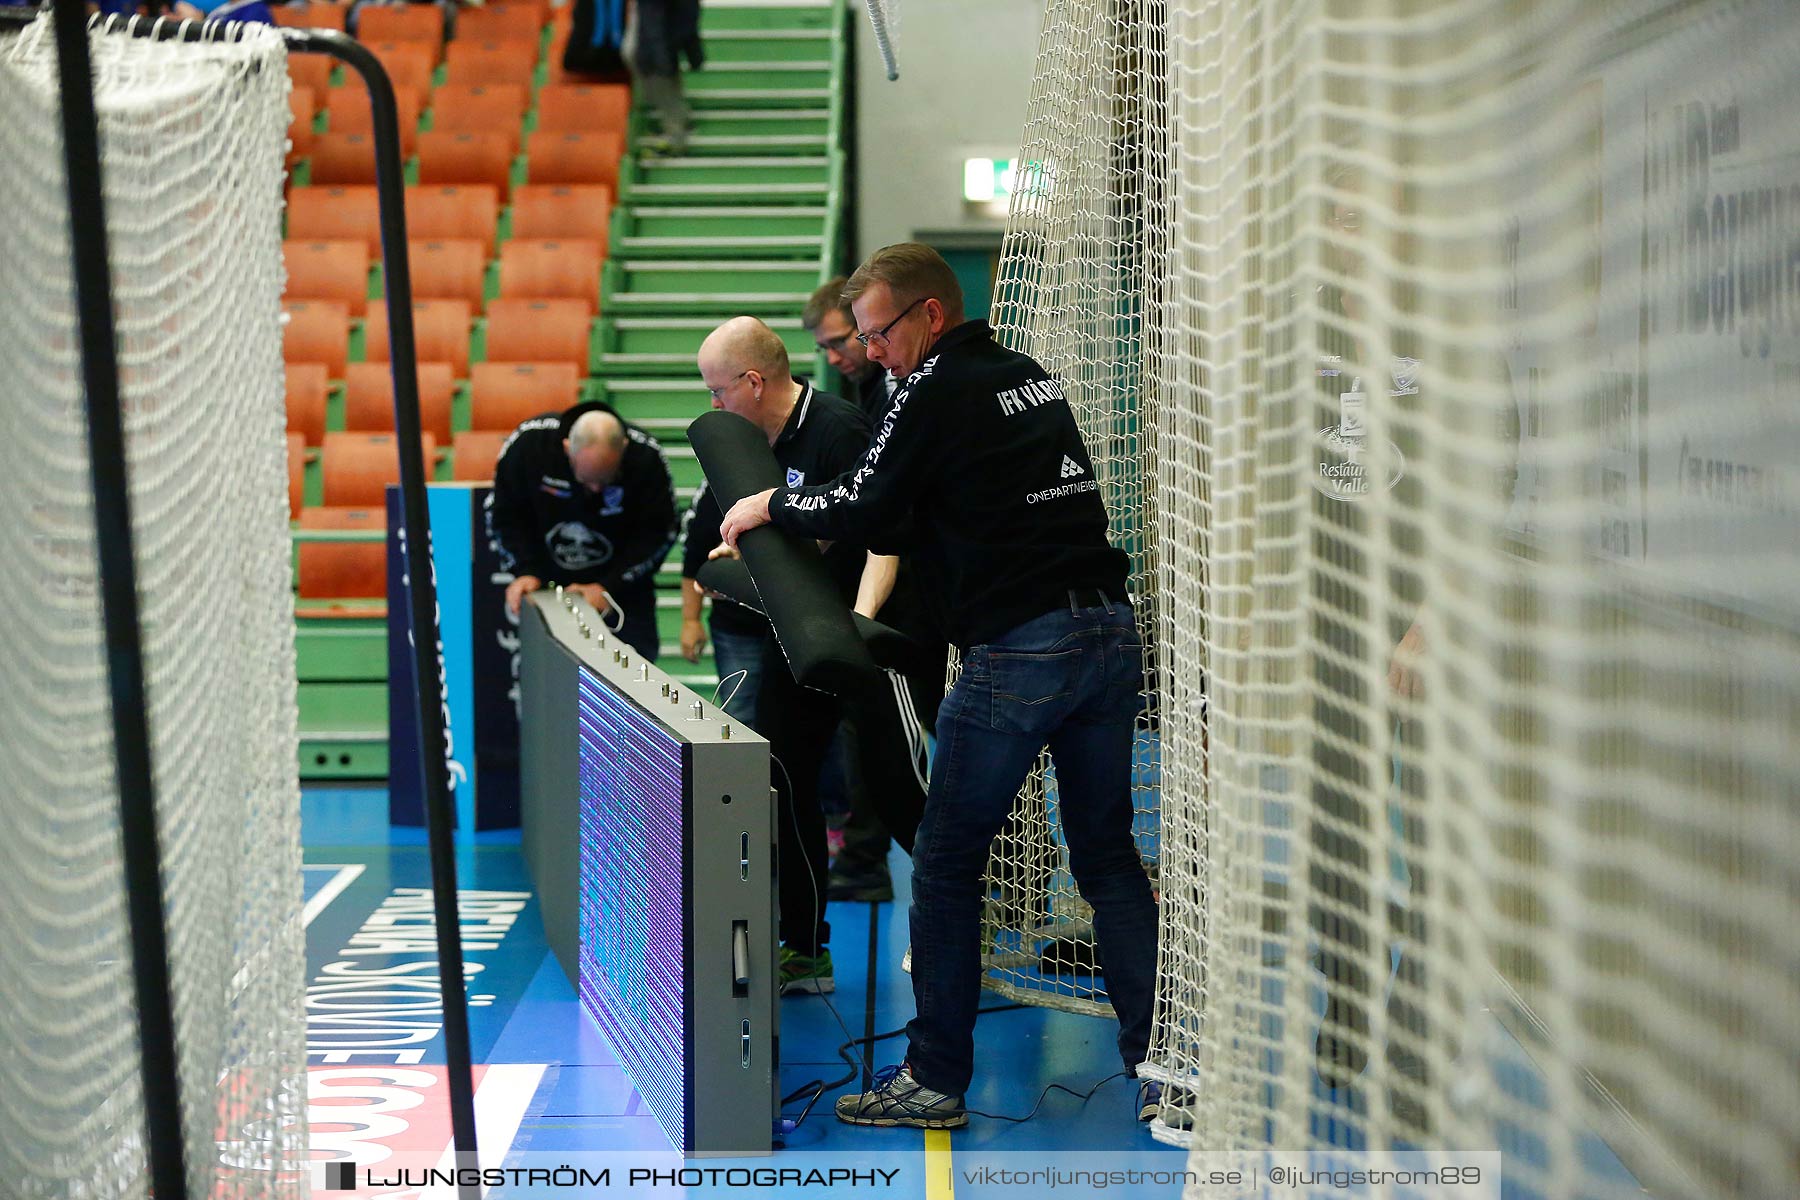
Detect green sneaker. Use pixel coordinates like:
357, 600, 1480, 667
779, 947, 835, 995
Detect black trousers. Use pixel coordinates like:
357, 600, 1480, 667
834, 643, 950, 879
758, 642, 942, 955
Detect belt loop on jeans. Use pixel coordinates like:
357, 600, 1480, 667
1068, 587, 1116, 615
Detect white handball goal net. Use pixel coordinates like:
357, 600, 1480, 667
978, 0, 1168, 1018
990, 2, 1800, 1198
0, 15, 308, 1199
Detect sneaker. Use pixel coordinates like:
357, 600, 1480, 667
827, 867, 893, 902
779, 947, 835, 995
836, 1064, 967, 1128
1137, 1079, 1196, 1130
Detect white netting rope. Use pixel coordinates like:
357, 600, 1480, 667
0, 16, 307, 1199
992, 0, 1799, 1197
978, 0, 1169, 1019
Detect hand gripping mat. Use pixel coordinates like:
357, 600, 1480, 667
687, 410, 878, 697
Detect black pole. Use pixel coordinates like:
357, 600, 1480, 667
46, 1, 189, 1197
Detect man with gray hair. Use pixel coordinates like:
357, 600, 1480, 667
487, 401, 679, 661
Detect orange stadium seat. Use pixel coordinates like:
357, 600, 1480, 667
416, 131, 517, 198
286, 363, 330, 446
430, 83, 530, 137
287, 89, 316, 168
522, 130, 621, 192
532, 83, 630, 135
283, 239, 370, 317
444, 38, 538, 87
326, 86, 423, 157
288, 54, 333, 108
355, 2, 445, 56
407, 238, 488, 309
469, 362, 580, 432
508, 183, 611, 246
297, 506, 388, 599
343, 361, 456, 443
484, 298, 590, 372
305, 132, 383, 187
362, 299, 472, 378
288, 186, 381, 258
274, 2, 345, 32
545, 19, 577, 86
320, 432, 438, 508
287, 433, 307, 518
456, 3, 543, 42
353, 41, 436, 95
282, 301, 350, 378
405, 184, 500, 248
451, 430, 511, 482
498, 238, 602, 312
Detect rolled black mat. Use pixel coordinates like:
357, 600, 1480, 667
695, 554, 931, 676
687, 410, 878, 696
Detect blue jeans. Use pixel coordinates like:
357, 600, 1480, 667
709, 623, 766, 724
905, 596, 1157, 1097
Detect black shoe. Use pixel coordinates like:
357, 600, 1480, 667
1137, 1079, 1196, 1130
827, 868, 893, 902
836, 1064, 967, 1128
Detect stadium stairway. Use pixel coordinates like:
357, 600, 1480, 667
593, 0, 844, 701
282, 0, 848, 780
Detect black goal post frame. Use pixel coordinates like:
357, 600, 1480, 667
2, 6, 481, 1197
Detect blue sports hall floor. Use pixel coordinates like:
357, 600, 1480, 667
302, 786, 1639, 1199
301, 785, 1188, 1199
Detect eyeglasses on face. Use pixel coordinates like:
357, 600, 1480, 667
855, 297, 926, 349
706, 370, 751, 400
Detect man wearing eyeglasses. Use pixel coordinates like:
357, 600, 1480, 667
719, 243, 1158, 1130
804, 275, 892, 420
682, 316, 933, 997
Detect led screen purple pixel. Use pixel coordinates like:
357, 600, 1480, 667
577, 669, 689, 1150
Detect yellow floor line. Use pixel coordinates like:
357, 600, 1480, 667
924, 1128, 955, 1199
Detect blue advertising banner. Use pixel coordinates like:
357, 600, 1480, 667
388, 484, 521, 830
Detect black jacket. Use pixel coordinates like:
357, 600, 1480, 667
770, 320, 1128, 648
486, 400, 679, 595
854, 369, 891, 422
684, 382, 871, 633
